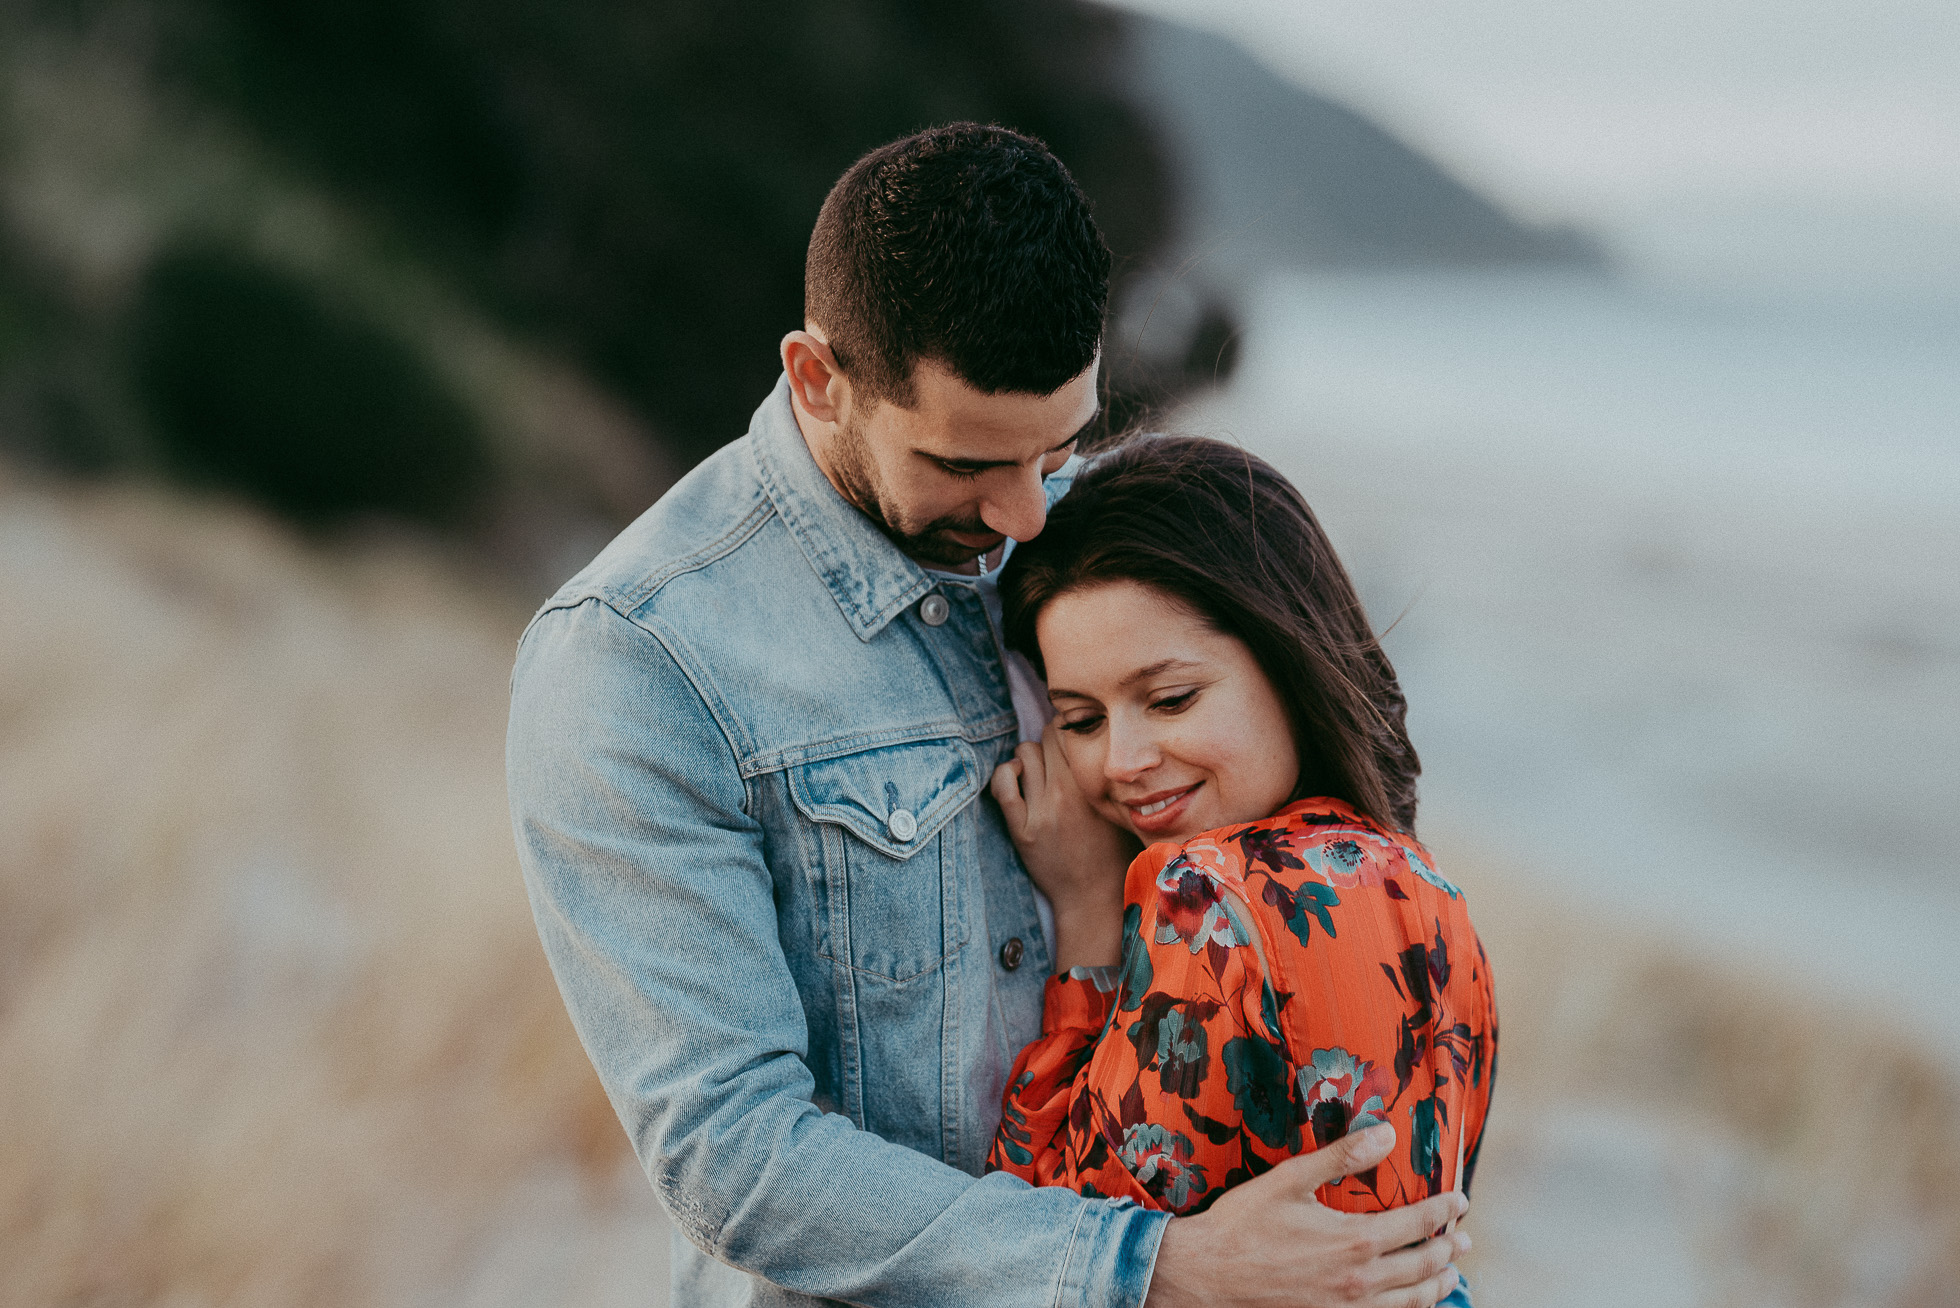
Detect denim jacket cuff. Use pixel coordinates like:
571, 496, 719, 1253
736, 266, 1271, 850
1054, 1195, 1170, 1308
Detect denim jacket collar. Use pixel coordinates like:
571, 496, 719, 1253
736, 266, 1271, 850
750, 376, 935, 643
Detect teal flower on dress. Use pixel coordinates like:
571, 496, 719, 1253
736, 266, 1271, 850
1298, 1047, 1390, 1148
1301, 826, 1459, 900
1118, 1121, 1209, 1212
1409, 1094, 1445, 1194
1403, 846, 1460, 899
1115, 903, 1154, 1012
1153, 850, 1253, 954
1223, 1034, 1300, 1151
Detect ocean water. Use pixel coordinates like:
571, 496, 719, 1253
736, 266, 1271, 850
1178, 269, 1960, 1050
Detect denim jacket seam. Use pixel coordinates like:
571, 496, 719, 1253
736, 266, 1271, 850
727, 712, 1018, 778
739, 722, 975, 776
1051, 1199, 1094, 1308
815, 937, 970, 980
628, 608, 764, 776
521, 593, 759, 810
515, 495, 775, 661
608, 489, 776, 615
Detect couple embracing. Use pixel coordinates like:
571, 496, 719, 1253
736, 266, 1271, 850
507, 124, 1494, 1308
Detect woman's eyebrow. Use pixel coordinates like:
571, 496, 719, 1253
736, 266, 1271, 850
1120, 658, 1203, 687
1048, 659, 1204, 701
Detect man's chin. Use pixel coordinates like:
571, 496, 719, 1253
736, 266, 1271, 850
902, 530, 1004, 568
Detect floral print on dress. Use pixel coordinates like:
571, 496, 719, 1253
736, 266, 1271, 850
988, 798, 1497, 1223
1299, 1047, 1392, 1148
1117, 1122, 1209, 1211
1151, 843, 1254, 953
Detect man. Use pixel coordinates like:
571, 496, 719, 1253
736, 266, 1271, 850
507, 123, 1468, 1307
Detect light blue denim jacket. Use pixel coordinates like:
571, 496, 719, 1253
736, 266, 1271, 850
506, 378, 1167, 1306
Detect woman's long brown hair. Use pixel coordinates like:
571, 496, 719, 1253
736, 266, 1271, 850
1001, 435, 1421, 832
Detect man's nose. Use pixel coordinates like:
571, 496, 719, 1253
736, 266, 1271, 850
978, 465, 1049, 543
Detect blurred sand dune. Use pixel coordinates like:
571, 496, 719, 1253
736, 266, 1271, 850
0, 470, 660, 1306
1, 470, 1953, 1306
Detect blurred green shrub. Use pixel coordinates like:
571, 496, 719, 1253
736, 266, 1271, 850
0, 243, 132, 476
130, 244, 488, 525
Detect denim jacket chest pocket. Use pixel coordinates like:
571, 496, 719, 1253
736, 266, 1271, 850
787, 737, 979, 984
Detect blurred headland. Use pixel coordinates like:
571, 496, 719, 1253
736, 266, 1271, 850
1121, 16, 1603, 277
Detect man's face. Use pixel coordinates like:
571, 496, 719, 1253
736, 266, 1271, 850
826, 356, 1101, 568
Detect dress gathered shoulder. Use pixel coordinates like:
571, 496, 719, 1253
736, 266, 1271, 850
987, 798, 1497, 1217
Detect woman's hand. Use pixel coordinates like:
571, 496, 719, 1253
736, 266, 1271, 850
991, 731, 1137, 970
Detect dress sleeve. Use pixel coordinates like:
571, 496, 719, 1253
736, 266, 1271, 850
988, 967, 1117, 1184
1457, 927, 1500, 1196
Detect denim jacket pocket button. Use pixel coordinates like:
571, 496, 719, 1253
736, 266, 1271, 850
998, 937, 1025, 971
886, 808, 918, 842
918, 593, 950, 626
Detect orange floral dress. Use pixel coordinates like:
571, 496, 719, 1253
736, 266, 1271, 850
987, 798, 1496, 1216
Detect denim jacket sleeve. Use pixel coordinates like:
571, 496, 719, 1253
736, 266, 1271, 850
507, 596, 1168, 1307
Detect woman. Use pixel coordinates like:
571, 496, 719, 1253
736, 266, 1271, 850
985, 437, 1494, 1295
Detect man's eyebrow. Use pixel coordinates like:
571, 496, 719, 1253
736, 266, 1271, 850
1048, 658, 1204, 700
918, 409, 1100, 471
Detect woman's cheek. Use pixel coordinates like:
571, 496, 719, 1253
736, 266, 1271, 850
1057, 738, 1121, 831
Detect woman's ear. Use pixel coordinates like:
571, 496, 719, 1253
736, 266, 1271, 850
781, 329, 851, 427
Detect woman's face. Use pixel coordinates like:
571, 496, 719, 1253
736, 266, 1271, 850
1037, 580, 1300, 846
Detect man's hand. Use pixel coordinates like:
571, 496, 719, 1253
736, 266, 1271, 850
991, 732, 1137, 969
1145, 1124, 1469, 1308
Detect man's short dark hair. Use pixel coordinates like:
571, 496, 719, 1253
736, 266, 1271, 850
805, 123, 1110, 406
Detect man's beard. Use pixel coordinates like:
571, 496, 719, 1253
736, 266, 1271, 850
829, 414, 998, 568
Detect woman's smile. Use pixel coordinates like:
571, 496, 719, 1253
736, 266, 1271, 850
1037, 580, 1300, 846
1120, 782, 1203, 835
1131, 785, 1196, 817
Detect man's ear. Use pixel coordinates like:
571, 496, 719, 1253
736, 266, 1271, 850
781, 329, 851, 426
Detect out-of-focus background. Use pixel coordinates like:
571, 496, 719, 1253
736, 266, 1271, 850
1, 0, 1954, 1304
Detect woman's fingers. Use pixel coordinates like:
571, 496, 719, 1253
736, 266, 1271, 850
1014, 739, 1047, 801
1039, 728, 1073, 795
990, 760, 1027, 836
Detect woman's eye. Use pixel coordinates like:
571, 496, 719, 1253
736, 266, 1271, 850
1150, 691, 1197, 713
1056, 714, 1104, 735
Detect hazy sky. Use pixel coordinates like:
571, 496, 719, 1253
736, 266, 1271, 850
1104, 0, 1960, 293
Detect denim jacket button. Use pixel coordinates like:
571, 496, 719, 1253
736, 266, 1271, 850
998, 937, 1025, 971
918, 593, 950, 626
886, 808, 918, 842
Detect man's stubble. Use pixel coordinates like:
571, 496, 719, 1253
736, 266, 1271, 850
828, 408, 994, 569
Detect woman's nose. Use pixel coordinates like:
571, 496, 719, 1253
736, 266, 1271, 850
1102, 719, 1160, 782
